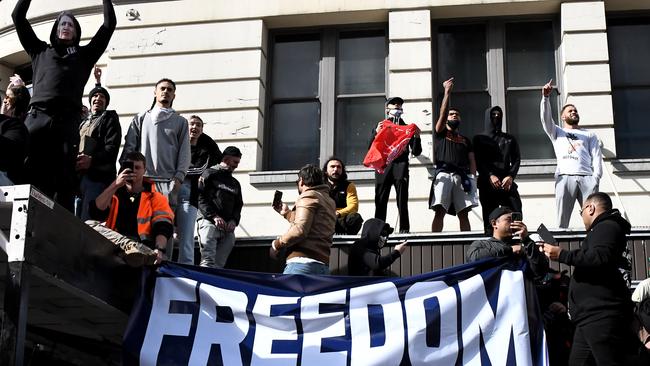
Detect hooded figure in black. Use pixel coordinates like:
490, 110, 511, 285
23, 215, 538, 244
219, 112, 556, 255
473, 106, 522, 234
348, 218, 407, 276
12, 0, 116, 211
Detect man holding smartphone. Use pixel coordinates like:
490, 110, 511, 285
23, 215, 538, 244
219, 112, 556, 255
466, 206, 548, 280
86, 152, 171, 266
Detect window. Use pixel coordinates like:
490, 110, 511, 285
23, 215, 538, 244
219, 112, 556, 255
434, 20, 558, 159
607, 17, 650, 158
266, 29, 386, 171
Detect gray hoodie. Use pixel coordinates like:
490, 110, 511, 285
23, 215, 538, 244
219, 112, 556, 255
121, 108, 190, 182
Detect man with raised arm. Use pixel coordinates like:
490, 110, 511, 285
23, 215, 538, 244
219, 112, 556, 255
12, 0, 117, 211
540, 79, 603, 228
429, 77, 478, 232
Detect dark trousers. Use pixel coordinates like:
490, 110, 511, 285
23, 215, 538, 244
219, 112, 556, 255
569, 316, 647, 366
478, 181, 522, 234
24, 108, 80, 212
374, 162, 409, 232
335, 213, 363, 235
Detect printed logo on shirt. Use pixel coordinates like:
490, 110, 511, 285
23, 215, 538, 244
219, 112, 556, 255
445, 130, 468, 145
66, 47, 78, 55
217, 183, 238, 195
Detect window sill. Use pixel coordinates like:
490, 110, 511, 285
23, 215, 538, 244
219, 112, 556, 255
250, 158, 650, 186
611, 158, 650, 176
249, 165, 377, 187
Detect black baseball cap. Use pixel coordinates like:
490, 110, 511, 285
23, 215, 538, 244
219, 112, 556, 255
385, 97, 404, 107
489, 206, 513, 223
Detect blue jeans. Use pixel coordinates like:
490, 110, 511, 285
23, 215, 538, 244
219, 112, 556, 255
75, 176, 108, 221
175, 181, 197, 265
283, 261, 330, 275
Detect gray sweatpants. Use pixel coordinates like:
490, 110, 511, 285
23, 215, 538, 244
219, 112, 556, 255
556, 174, 599, 228
196, 217, 236, 268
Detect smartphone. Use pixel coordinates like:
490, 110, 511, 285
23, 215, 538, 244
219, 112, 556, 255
511, 212, 522, 222
272, 190, 283, 209
537, 223, 557, 245
121, 161, 134, 172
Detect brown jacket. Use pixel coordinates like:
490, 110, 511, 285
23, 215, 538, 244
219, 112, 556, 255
277, 184, 336, 264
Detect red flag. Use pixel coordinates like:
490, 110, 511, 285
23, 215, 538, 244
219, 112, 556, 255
363, 120, 420, 174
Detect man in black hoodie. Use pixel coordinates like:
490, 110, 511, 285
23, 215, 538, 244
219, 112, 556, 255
369, 97, 422, 233
473, 106, 522, 234
12, 0, 116, 211
543, 192, 646, 365
348, 218, 407, 276
197, 146, 243, 268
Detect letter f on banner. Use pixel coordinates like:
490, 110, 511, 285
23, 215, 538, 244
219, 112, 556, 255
140, 277, 197, 365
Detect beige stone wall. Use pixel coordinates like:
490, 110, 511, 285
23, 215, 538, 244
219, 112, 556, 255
1, 0, 649, 235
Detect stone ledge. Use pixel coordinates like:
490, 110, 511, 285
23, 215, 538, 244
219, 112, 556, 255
250, 158, 650, 187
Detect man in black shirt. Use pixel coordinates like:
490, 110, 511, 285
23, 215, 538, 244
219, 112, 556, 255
12, 0, 116, 211
369, 97, 422, 233
430, 78, 478, 232
473, 106, 522, 234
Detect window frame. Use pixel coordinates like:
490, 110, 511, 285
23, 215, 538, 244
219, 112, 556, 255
431, 16, 563, 164
263, 24, 388, 172
606, 14, 650, 159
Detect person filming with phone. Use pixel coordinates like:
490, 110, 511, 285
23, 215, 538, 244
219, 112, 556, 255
466, 206, 548, 280
86, 152, 171, 266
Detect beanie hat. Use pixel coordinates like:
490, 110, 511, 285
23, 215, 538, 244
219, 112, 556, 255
88, 86, 110, 107
222, 146, 242, 159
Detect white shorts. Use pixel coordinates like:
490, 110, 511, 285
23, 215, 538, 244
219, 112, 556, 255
429, 172, 478, 215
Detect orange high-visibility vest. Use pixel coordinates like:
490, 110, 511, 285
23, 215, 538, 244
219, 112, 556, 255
105, 184, 174, 242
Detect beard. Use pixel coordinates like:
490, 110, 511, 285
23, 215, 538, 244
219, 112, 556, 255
565, 116, 580, 125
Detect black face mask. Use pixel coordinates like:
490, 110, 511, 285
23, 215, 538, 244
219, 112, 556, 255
447, 120, 460, 130
491, 117, 502, 131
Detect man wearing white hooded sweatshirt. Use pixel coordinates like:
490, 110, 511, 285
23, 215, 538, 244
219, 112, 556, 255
121, 78, 191, 256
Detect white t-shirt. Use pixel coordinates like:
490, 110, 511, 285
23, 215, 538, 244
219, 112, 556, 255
540, 97, 603, 179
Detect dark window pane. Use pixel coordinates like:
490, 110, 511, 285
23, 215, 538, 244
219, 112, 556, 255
608, 23, 650, 86
268, 102, 320, 170
613, 88, 650, 158
505, 22, 556, 87
437, 25, 487, 90
335, 97, 386, 165
271, 37, 320, 99
506, 90, 556, 159
436, 92, 491, 142
337, 32, 386, 94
